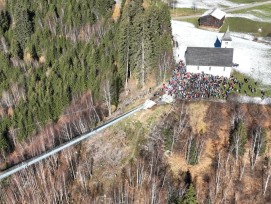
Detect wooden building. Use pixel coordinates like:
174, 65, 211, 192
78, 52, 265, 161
198, 9, 226, 28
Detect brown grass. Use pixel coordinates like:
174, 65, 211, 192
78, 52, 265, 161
190, 139, 214, 174
7, 107, 13, 118
112, 4, 121, 22
165, 102, 271, 203
143, 1, 149, 9
39, 55, 46, 64
81, 104, 171, 191
0, 0, 4, 10
24, 52, 32, 63
188, 102, 209, 134
167, 153, 188, 177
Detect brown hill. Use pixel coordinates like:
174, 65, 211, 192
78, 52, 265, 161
0, 101, 270, 203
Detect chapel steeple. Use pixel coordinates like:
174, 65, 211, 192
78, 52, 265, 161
221, 26, 232, 48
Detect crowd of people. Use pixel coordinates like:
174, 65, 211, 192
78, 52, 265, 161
162, 60, 264, 100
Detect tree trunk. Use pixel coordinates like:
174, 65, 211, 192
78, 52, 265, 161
125, 45, 129, 91
141, 39, 145, 88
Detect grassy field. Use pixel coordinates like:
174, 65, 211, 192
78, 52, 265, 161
178, 17, 199, 27
231, 3, 271, 19
230, 70, 271, 97
178, 16, 271, 37
170, 8, 206, 17
173, 1, 271, 37
220, 17, 271, 37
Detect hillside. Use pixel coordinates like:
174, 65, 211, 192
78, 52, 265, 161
0, 101, 270, 203
0, 0, 173, 161
0, 0, 270, 203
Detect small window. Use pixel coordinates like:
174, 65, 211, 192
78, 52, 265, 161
224, 67, 226, 71
209, 67, 211, 71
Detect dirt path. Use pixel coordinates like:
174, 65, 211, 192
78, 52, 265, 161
172, 0, 271, 20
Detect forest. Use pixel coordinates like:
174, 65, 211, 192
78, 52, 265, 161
0, 0, 270, 203
0, 101, 270, 203
0, 0, 173, 158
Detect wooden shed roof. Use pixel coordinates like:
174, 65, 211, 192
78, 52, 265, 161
201, 8, 226, 20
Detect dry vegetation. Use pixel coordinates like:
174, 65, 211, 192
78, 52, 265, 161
0, 92, 103, 170
112, 4, 121, 21
0, 101, 270, 203
187, 102, 208, 134
0, 0, 4, 10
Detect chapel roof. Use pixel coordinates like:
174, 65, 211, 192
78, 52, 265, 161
185, 47, 234, 67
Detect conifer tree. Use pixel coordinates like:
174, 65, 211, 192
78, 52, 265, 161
229, 120, 247, 159
0, 0, 173, 153
118, 5, 131, 89
188, 139, 198, 165
0, 10, 11, 33
10, 39, 23, 58
182, 184, 198, 204
13, 4, 33, 47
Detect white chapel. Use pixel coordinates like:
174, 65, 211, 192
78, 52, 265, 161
185, 29, 233, 78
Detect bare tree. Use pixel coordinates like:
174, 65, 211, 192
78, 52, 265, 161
230, 119, 247, 163
239, 158, 246, 181
170, 102, 188, 154
215, 151, 222, 196
167, 0, 177, 9
103, 75, 112, 117
192, 1, 197, 12
1, 36, 8, 53
263, 158, 271, 196
159, 52, 173, 84
249, 125, 266, 170
2, 91, 13, 107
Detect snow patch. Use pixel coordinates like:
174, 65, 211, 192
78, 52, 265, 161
173, 0, 244, 9
252, 9, 269, 15
231, 32, 255, 41
231, 95, 271, 105
227, 13, 271, 23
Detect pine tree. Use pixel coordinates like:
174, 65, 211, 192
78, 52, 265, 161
0, 118, 10, 151
10, 39, 23, 59
0, 10, 11, 33
0, 0, 174, 152
29, 44, 38, 60
118, 5, 131, 89
13, 4, 33, 47
188, 138, 198, 165
146, 6, 160, 68
182, 184, 198, 204
229, 120, 247, 159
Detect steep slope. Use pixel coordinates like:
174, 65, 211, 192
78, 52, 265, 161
0, 101, 270, 203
